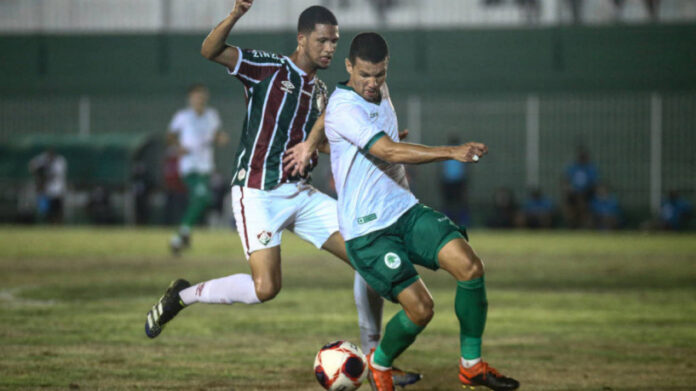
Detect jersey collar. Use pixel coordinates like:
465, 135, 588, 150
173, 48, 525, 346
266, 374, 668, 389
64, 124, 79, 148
337, 81, 381, 105
283, 56, 316, 85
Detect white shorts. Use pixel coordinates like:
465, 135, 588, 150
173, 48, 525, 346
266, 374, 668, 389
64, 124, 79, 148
231, 183, 339, 259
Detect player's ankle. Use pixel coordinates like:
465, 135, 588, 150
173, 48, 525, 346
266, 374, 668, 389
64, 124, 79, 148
460, 357, 481, 368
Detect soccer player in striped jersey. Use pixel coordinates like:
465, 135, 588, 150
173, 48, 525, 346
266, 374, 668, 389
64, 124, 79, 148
144, 1, 420, 387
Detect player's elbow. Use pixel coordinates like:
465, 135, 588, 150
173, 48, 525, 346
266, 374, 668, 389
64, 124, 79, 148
200, 46, 215, 60
200, 42, 220, 60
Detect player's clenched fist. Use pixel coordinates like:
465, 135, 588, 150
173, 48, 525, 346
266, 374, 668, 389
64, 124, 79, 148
231, 0, 253, 17
452, 142, 488, 163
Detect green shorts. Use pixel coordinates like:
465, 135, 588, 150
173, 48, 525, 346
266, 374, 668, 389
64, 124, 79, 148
345, 204, 468, 302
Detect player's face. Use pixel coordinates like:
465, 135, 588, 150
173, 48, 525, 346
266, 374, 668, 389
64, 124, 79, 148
300, 24, 339, 70
345, 57, 388, 103
188, 90, 209, 112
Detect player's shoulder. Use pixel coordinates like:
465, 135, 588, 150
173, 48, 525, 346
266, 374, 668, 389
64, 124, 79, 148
172, 107, 193, 120
241, 48, 284, 64
328, 85, 363, 110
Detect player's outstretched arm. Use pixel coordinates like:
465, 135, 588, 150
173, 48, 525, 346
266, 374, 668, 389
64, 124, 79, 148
200, 0, 253, 69
368, 135, 487, 165
283, 112, 327, 176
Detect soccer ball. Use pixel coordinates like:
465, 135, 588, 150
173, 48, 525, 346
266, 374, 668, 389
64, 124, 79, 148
314, 340, 367, 391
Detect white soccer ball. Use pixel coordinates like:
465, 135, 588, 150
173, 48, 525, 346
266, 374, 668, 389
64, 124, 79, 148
314, 340, 367, 391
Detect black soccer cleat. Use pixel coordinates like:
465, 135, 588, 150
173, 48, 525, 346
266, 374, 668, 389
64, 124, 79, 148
459, 361, 519, 391
145, 279, 190, 338
392, 366, 423, 387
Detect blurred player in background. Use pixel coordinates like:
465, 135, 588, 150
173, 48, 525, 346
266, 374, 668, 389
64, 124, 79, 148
287, 32, 519, 391
167, 84, 228, 254
28, 148, 67, 224
146, 1, 420, 387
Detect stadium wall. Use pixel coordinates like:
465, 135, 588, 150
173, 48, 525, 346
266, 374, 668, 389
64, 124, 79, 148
2, 24, 696, 94
1, 24, 694, 225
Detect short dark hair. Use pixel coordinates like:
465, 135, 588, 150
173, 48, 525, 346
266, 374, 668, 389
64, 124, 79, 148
297, 6, 338, 34
349, 32, 389, 64
187, 83, 208, 95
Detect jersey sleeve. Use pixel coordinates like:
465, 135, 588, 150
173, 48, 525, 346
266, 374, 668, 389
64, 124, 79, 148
168, 111, 185, 134
326, 102, 386, 150
227, 47, 284, 88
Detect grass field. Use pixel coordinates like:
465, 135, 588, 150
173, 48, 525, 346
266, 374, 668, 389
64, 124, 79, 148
1, 227, 695, 391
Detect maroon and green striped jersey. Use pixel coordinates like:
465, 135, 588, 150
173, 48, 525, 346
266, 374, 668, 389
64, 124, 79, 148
228, 47, 326, 190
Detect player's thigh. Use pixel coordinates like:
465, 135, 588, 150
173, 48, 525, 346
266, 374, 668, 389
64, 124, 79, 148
291, 185, 340, 250
231, 185, 291, 258
346, 231, 419, 303
437, 237, 484, 281
400, 204, 467, 270
320, 231, 351, 266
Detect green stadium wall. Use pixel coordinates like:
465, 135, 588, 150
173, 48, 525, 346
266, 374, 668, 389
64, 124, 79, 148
2, 24, 696, 94
1, 24, 695, 226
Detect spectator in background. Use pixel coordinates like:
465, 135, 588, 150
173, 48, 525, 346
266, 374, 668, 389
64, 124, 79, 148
590, 184, 621, 230
167, 84, 229, 254
28, 148, 67, 224
562, 147, 598, 228
441, 135, 469, 225
660, 190, 692, 230
520, 187, 553, 229
487, 187, 519, 228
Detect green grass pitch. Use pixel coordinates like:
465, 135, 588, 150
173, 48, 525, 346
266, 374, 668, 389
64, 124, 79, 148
1, 227, 695, 390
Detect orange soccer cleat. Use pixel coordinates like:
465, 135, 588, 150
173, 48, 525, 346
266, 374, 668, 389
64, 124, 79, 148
366, 350, 395, 391
459, 360, 519, 391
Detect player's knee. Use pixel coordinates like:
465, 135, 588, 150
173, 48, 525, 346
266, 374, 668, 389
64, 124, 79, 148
453, 253, 484, 281
466, 255, 485, 280
409, 298, 434, 326
254, 277, 281, 302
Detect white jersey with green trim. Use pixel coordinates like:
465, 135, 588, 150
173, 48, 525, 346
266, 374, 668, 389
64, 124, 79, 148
168, 107, 221, 175
325, 82, 418, 240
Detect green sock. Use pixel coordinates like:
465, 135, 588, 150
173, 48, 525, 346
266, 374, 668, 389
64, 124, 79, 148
373, 310, 425, 367
181, 174, 211, 227
455, 276, 488, 360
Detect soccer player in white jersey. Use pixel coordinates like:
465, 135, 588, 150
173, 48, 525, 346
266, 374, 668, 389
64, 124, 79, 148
168, 84, 228, 254
286, 33, 519, 391
144, 2, 420, 387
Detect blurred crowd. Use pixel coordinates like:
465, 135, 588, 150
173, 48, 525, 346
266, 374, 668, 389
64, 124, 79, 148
442, 146, 692, 231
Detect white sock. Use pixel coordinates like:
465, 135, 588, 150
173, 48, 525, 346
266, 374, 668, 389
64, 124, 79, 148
368, 351, 391, 371
179, 274, 261, 305
354, 271, 384, 354
461, 357, 482, 368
